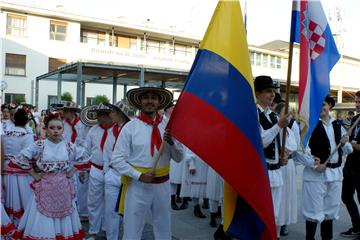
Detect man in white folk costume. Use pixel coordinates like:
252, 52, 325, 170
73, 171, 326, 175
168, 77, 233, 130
293, 95, 353, 240
255, 75, 293, 239
103, 100, 136, 240
84, 104, 115, 240
111, 87, 184, 240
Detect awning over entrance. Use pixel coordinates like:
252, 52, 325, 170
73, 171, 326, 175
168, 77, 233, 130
35, 61, 188, 107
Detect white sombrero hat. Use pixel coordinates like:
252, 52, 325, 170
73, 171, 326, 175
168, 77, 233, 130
127, 87, 173, 110
60, 101, 81, 113
104, 100, 137, 121
79, 104, 111, 127
79, 105, 98, 127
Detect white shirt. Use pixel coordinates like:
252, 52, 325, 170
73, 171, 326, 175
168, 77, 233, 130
85, 124, 115, 167
294, 118, 353, 182
111, 117, 184, 180
63, 118, 87, 145
2, 119, 33, 134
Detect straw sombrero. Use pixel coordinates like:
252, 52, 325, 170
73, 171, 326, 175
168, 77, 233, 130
127, 87, 173, 110
60, 101, 81, 113
79, 105, 98, 127
104, 100, 137, 121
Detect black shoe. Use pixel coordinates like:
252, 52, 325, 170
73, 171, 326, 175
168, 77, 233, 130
214, 224, 232, 240
216, 206, 222, 218
210, 213, 218, 228
280, 225, 289, 236
202, 198, 209, 209
171, 195, 180, 210
194, 204, 206, 218
179, 198, 188, 210
176, 196, 182, 203
340, 227, 360, 237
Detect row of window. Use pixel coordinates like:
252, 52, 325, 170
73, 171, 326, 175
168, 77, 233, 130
4, 51, 283, 77
250, 51, 283, 69
6, 13, 194, 56
5, 53, 66, 76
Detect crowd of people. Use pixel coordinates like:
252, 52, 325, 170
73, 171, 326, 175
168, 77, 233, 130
0, 76, 359, 240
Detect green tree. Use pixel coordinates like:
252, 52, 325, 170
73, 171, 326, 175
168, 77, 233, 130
13, 95, 26, 104
61, 92, 73, 102
94, 95, 110, 104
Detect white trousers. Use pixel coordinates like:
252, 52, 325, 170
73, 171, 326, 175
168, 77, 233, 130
302, 181, 341, 222
209, 200, 219, 213
87, 166, 105, 234
123, 180, 171, 240
271, 185, 282, 226
104, 169, 122, 240
76, 171, 89, 217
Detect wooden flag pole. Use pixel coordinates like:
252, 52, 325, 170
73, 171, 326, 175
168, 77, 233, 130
151, 142, 165, 171
280, 41, 295, 161
323, 115, 360, 165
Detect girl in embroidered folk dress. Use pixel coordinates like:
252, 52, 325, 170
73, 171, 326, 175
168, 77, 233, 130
12, 113, 88, 240
2, 109, 34, 225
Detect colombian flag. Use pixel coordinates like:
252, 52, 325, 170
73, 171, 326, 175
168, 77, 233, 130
168, 0, 276, 239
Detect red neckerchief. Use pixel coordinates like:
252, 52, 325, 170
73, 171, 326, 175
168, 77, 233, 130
137, 112, 163, 157
99, 123, 114, 152
65, 117, 80, 143
112, 122, 125, 151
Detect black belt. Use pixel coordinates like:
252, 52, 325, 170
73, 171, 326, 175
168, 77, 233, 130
326, 161, 342, 169
267, 162, 281, 171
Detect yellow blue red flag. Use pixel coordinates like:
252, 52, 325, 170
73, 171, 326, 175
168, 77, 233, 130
168, 0, 276, 239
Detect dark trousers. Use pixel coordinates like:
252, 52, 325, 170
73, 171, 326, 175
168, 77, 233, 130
342, 167, 360, 230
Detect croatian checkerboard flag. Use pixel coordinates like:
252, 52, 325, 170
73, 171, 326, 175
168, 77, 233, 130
291, 0, 340, 147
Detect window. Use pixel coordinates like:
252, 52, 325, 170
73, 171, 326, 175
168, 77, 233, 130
86, 97, 95, 106
142, 39, 166, 53
276, 57, 282, 69
49, 58, 66, 72
249, 51, 255, 65
48, 95, 58, 108
110, 35, 137, 49
262, 54, 269, 67
81, 30, 105, 46
5, 93, 25, 103
6, 14, 27, 37
5, 53, 26, 76
50, 20, 67, 41
270, 56, 276, 68
170, 44, 193, 56
256, 53, 261, 66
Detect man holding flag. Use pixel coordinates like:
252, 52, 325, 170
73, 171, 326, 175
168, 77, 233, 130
289, 0, 344, 239
111, 87, 184, 240
168, 0, 277, 239
291, 0, 340, 147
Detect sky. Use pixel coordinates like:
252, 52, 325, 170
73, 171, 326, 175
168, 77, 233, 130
3, 0, 360, 58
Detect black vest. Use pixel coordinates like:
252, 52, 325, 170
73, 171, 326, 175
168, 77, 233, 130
345, 114, 360, 170
258, 109, 280, 160
308, 120, 343, 164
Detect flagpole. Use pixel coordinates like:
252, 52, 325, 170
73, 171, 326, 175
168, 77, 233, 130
280, 40, 294, 161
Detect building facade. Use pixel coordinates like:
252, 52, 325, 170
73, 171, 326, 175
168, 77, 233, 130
1, 2, 359, 111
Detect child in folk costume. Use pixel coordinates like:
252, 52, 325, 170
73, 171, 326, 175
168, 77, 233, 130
206, 166, 224, 228
164, 102, 185, 210
1, 127, 17, 238
11, 113, 88, 240
274, 102, 300, 236
186, 148, 209, 218
2, 109, 34, 225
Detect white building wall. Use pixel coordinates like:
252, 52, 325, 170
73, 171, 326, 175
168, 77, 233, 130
1, 6, 359, 111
